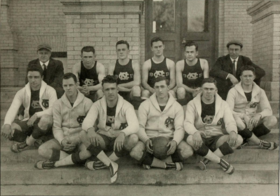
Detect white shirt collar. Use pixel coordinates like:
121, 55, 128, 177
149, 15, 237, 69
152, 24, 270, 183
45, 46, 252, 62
230, 57, 239, 63
40, 60, 49, 67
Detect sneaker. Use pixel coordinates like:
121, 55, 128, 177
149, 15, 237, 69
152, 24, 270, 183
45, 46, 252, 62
142, 164, 151, 170
197, 158, 210, 170
34, 160, 55, 170
11, 141, 32, 153
85, 160, 108, 170
259, 140, 278, 150
219, 158, 234, 175
109, 162, 118, 183
165, 162, 183, 171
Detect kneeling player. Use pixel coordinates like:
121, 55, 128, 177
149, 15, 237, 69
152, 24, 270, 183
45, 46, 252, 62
227, 66, 278, 149
80, 75, 139, 183
130, 76, 193, 170
185, 78, 243, 174
1, 65, 57, 152
35, 73, 93, 169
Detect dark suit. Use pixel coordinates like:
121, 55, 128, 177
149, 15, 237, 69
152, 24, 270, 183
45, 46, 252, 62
210, 55, 265, 100
27, 58, 64, 98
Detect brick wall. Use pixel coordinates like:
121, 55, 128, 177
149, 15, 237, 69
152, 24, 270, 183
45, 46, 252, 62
218, 0, 256, 58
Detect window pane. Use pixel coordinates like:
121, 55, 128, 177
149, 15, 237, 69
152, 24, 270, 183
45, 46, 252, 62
187, 0, 207, 32
153, 0, 175, 33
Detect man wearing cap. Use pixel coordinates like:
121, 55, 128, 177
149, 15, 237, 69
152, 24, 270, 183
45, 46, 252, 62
210, 40, 265, 100
27, 44, 64, 98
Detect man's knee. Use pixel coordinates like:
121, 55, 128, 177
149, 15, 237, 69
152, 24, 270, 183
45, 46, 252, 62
125, 134, 139, 150
234, 115, 246, 130
263, 116, 277, 128
130, 141, 145, 161
38, 115, 53, 130
177, 141, 193, 159
235, 135, 243, 147
11, 122, 22, 132
177, 87, 186, 99
132, 86, 141, 97
141, 90, 150, 99
186, 135, 194, 147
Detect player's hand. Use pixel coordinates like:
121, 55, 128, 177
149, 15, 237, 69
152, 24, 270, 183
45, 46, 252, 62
114, 132, 126, 152
228, 131, 238, 147
145, 139, 153, 154
249, 114, 261, 127
228, 74, 239, 86
88, 131, 100, 147
193, 131, 203, 150
61, 138, 76, 152
1, 124, 12, 140
166, 140, 177, 156
27, 113, 38, 127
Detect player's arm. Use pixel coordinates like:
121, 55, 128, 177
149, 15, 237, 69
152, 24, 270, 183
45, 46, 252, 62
118, 62, 141, 88
52, 101, 65, 145
176, 60, 196, 93
184, 102, 199, 135
137, 102, 150, 143
36, 88, 58, 118
201, 59, 209, 78
172, 105, 185, 145
82, 103, 99, 132
258, 89, 272, 118
225, 88, 242, 117
87, 63, 105, 91
223, 102, 238, 134
141, 60, 154, 94
119, 106, 139, 136
72, 62, 82, 88
167, 59, 176, 89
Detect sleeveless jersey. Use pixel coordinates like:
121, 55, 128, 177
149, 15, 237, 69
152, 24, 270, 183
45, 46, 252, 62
148, 58, 170, 87
182, 59, 203, 88
79, 61, 99, 86
114, 59, 134, 85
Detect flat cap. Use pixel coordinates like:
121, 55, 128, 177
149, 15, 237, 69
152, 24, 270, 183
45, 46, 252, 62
226, 40, 243, 48
37, 43, 52, 51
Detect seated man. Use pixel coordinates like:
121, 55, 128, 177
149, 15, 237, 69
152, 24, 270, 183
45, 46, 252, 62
142, 37, 176, 99
130, 76, 193, 170
1, 65, 57, 152
226, 66, 278, 150
35, 73, 93, 169
210, 40, 265, 100
72, 46, 105, 102
185, 78, 243, 174
108, 40, 142, 109
80, 75, 139, 183
176, 41, 209, 106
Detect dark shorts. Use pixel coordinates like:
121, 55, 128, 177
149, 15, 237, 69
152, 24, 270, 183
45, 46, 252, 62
99, 134, 116, 152
202, 135, 223, 151
13, 119, 41, 136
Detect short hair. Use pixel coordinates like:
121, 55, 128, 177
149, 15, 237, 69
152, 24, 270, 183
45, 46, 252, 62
102, 75, 117, 86
151, 37, 164, 47
184, 41, 198, 51
240, 65, 256, 76
154, 76, 170, 87
201, 77, 217, 88
81, 46, 95, 54
27, 64, 43, 76
116, 40, 130, 49
63, 72, 77, 83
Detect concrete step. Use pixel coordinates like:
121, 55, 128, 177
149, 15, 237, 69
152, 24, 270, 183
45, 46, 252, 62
1, 184, 278, 196
1, 163, 278, 185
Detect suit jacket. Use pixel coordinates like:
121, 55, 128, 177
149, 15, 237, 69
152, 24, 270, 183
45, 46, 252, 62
210, 55, 265, 100
27, 58, 64, 95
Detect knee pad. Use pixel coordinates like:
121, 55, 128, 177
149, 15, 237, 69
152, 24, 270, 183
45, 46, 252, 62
50, 149, 60, 161
252, 123, 270, 137
32, 124, 46, 139
219, 142, 234, 156
114, 147, 129, 158
71, 151, 85, 165
238, 128, 253, 139
195, 143, 209, 156
87, 144, 102, 156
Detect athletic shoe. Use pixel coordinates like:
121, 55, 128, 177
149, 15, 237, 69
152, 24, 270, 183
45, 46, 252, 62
34, 160, 55, 169
166, 162, 183, 171
219, 158, 234, 175
259, 140, 278, 150
142, 164, 151, 170
197, 158, 210, 170
85, 160, 108, 170
11, 141, 32, 153
109, 162, 118, 183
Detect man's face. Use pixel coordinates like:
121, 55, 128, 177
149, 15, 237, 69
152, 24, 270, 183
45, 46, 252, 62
81, 51, 96, 68
228, 44, 242, 59
37, 49, 51, 63
103, 83, 118, 102
63, 78, 78, 98
151, 41, 165, 57
116, 44, 129, 60
154, 80, 169, 99
240, 70, 255, 86
185, 46, 198, 61
27, 71, 42, 90
201, 82, 217, 101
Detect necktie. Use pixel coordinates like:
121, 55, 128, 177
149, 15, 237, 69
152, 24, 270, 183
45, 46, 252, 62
232, 60, 236, 76
43, 64, 47, 79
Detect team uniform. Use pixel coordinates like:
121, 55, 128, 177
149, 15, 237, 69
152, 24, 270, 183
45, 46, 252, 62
148, 58, 170, 88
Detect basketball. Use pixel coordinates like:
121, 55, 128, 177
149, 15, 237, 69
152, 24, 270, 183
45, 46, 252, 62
152, 137, 169, 160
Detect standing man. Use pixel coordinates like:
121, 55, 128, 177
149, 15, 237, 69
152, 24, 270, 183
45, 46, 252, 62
176, 41, 209, 106
185, 78, 243, 174
130, 76, 193, 170
80, 75, 139, 183
72, 46, 106, 102
142, 37, 176, 99
35, 73, 93, 169
210, 40, 265, 100
226, 66, 278, 150
108, 40, 142, 109
27, 44, 64, 98
2, 65, 57, 152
